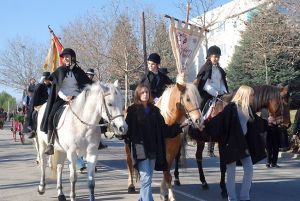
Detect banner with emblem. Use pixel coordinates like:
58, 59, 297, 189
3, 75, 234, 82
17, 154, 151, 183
168, 17, 205, 84
43, 26, 64, 72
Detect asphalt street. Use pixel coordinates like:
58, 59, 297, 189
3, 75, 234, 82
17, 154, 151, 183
0, 121, 299, 201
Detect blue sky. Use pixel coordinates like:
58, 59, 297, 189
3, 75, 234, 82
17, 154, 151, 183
0, 0, 230, 100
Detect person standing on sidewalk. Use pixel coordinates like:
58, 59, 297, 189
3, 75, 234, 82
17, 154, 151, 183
204, 85, 266, 201
293, 109, 300, 153
125, 84, 182, 201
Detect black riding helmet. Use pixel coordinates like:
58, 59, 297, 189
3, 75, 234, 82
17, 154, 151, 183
207, 45, 221, 58
60, 48, 76, 62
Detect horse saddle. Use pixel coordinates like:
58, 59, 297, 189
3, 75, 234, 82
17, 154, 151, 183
202, 98, 217, 121
53, 105, 67, 129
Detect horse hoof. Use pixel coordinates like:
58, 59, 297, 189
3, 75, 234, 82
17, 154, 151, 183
127, 184, 136, 194
37, 189, 45, 195
160, 194, 168, 201
202, 182, 209, 190
58, 194, 67, 201
89, 194, 95, 201
221, 190, 228, 199
174, 179, 181, 186
37, 184, 46, 195
37, 187, 45, 195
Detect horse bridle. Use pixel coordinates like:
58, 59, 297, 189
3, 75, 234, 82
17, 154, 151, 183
67, 92, 124, 129
271, 95, 286, 127
180, 94, 201, 128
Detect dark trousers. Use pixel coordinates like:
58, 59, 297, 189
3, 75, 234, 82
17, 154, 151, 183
199, 92, 215, 153
266, 125, 280, 165
48, 99, 66, 131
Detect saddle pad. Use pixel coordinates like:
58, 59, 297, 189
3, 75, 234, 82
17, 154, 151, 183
53, 105, 67, 129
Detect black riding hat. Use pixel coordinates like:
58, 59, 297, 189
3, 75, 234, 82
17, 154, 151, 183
42, 71, 51, 79
207, 45, 221, 57
60, 48, 76, 60
148, 53, 161, 64
86, 68, 95, 75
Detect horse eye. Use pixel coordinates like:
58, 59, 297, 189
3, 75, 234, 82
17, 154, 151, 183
108, 103, 113, 107
186, 98, 191, 102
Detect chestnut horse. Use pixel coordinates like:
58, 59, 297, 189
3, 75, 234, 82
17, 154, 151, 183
173, 85, 291, 198
125, 83, 202, 201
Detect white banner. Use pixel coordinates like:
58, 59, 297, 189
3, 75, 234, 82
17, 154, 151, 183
169, 18, 204, 84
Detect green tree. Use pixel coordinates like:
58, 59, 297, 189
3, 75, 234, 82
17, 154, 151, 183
0, 91, 17, 112
227, 5, 300, 90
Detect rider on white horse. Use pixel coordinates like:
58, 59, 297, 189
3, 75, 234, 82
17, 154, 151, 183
41, 48, 92, 155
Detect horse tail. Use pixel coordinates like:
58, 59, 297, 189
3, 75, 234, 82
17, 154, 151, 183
50, 150, 58, 178
50, 149, 66, 178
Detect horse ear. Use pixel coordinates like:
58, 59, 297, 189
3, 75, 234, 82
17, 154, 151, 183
193, 78, 200, 86
176, 83, 186, 92
113, 80, 119, 88
280, 85, 289, 96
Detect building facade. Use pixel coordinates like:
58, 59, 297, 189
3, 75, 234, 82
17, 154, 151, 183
187, 0, 265, 81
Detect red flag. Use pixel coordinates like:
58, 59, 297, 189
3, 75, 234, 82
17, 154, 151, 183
43, 26, 64, 72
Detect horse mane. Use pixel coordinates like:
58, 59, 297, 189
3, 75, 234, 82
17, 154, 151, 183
252, 85, 280, 112
159, 85, 174, 119
72, 81, 106, 110
158, 83, 201, 119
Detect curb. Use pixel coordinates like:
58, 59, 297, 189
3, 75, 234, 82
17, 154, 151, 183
278, 151, 300, 159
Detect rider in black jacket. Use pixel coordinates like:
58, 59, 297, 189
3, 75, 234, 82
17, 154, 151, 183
41, 48, 92, 155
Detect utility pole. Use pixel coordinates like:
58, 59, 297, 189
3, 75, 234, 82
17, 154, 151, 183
141, 12, 147, 73
186, 0, 191, 22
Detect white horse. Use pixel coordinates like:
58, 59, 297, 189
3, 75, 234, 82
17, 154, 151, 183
36, 81, 128, 201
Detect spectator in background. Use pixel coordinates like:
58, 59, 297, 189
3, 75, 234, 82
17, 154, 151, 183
293, 109, 300, 153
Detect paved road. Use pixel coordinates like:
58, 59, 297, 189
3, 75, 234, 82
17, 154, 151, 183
0, 121, 300, 201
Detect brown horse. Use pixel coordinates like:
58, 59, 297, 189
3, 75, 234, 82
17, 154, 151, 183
125, 83, 202, 201
173, 85, 291, 198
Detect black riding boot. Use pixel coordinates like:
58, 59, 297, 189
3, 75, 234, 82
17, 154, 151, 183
44, 130, 54, 155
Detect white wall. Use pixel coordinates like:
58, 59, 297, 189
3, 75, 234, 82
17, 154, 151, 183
190, 0, 265, 81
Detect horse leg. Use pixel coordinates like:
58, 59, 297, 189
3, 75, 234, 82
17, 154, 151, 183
160, 178, 168, 201
196, 140, 208, 189
67, 152, 77, 201
161, 136, 181, 201
37, 142, 47, 195
33, 138, 40, 165
57, 163, 67, 201
173, 148, 181, 186
86, 153, 98, 201
125, 143, 135, 193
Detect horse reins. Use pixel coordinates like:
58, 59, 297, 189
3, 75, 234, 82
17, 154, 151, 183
66, 92, 123, 129
180, 95, 201, 128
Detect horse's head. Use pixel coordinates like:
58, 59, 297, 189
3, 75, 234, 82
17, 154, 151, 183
157, 83, 201, 126
252, 85, 291, 128
99, 80, 128, 137
272, 85, 291, 128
